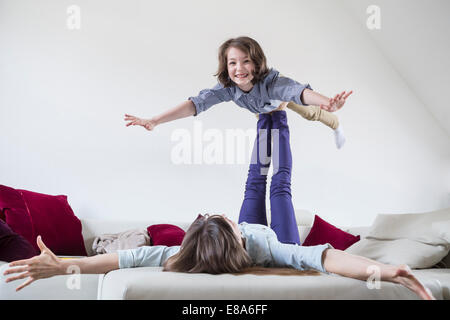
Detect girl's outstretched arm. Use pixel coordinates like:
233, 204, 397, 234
3, 236, 119, 291
125, 100, 196, 131
302, 89, 353, 112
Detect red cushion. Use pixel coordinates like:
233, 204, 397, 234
0, 206, 5, 221
147, 224, 185, 246
0, 184, 87, 256
302, 215, 360, 250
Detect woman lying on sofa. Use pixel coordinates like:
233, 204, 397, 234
3, 109, 435, 300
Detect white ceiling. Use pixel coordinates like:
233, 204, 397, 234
342, 0, 450, 138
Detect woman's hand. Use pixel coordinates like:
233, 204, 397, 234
124, 114, 157, 131
3, 236, 63, 291
320, 91, 353, 112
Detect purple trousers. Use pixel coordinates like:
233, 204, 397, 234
238, 111, 301, 245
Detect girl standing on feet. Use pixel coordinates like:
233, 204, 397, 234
125, 36, 352, 149
3, 110, 434, 300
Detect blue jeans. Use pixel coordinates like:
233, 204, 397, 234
238, 111, 301, 245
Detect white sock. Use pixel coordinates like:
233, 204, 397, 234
333, 125, 346, 149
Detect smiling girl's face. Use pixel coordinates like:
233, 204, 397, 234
226, 46, 255, 92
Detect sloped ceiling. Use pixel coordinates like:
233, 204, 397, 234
342, 0, 450, 138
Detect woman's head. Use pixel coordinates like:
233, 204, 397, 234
215, 36, 270, 89
163, 214, 253, 274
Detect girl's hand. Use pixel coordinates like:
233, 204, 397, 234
3, 236, 63, 291
320, 91, 353, 112
124, 114, 157, 131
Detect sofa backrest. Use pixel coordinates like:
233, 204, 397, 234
81, 218, 192, 256
80, 217, 371, 257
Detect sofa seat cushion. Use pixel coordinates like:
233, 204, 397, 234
98, 267, 446, 300
0, 262, 100, 300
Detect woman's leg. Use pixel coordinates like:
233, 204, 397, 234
238, 113, 272, 225
322, 249, 435, 300
269, 110, 301, 244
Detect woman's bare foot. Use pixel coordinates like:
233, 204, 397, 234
392, 265, 435, 300
270, 102, 288, 113
256, 103, 288, 119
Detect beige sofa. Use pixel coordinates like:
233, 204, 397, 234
1, 212, 449, 300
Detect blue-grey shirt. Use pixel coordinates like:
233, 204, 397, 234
188, 68, 312, 116
117, 222, 332, 273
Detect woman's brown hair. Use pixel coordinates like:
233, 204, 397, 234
214, 36, 271, 88
163, 214, 321, 277
163, 214, 253, 274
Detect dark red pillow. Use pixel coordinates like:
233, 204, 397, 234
0, 207, 5, 221
0, 184, 87, 256
147, 224, 185, 246
302, 215, 360, 250
0, 219, 38, 262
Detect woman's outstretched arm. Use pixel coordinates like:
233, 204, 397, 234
322, 248, 435, 300
3, 236, 119, 291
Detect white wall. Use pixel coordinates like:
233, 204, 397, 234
1, 0, 449, 227
343, 0, 450, 137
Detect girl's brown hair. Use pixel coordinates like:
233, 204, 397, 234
163, 214, 321, 277
214, 36, 271, 88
